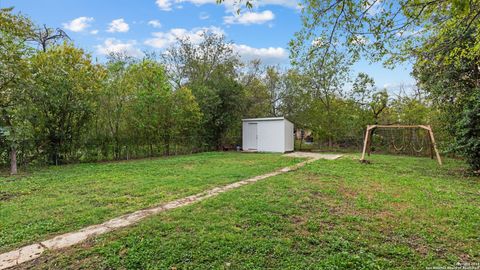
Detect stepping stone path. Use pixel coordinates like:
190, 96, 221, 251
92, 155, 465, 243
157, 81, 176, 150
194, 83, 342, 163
0, 152, 342, 269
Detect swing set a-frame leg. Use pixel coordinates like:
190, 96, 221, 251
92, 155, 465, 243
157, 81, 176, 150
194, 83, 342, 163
360, 125, 374, 162
425, 126, 443, 165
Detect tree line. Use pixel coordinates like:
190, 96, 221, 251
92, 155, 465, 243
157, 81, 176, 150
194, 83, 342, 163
286, 0, 480, 173
1, 5, 476, 174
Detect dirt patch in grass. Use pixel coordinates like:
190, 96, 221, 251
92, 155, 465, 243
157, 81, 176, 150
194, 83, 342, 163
0, 191, 18, 202
337, 185, 358, 199
182, 164, 195, 170
374, 210, 395, 221
289, 215, 306, 225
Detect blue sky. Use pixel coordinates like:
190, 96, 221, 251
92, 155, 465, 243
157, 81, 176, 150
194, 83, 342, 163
2, 0, 415, 91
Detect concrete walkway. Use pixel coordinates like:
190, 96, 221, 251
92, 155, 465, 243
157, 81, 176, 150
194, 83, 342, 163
283, 152, 343, 160
0, 153, 341, 269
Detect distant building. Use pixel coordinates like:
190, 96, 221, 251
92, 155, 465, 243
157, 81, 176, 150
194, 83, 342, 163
295, 128, 313, 141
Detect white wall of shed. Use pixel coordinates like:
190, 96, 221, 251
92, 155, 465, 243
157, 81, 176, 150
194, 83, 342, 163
242, 122, 258, 150
242, 120, 288, 152
257, 120, 285, 152
284, 120, 294, 152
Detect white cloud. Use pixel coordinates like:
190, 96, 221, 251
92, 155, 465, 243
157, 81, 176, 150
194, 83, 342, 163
144, 25, 287, 64
148, 20, 162, 28
199, 12, 210, 20
95, 38, 144, 57
256, 0, 299, 9
156, 0, 173, 10
155, 0, 214, 11
107, 18, 130, 33
224, 10, 275, 25
350, 35, 369, 45
395, 28, 424, 37
154, 0, 299, 12
365, 0, 382, 16
311, 37, 325, 47
90, 29, 99, 35
144, 26, 225, 49
62, 17, 94, 32
232, 44, 288, 65
181, 0, 215, 5
220, 0, 299, 11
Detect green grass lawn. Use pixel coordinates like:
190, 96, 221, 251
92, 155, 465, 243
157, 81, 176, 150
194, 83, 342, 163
0, 152, 302, 252
15, 154, 479, 269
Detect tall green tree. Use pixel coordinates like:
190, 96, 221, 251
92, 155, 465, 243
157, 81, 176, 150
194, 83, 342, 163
162, 31, 239, 89
163, 32, 245, 149
94, 53, 135, 159
288, 0, 480, 66
240, 60, 271, 118
0, 8, 34, 174
351, 72, 388, 125
171, 87, 202, 153
278, 69, 309, 121
413, 21, 480, 171
192, 72, 244, 149
301, 51, 350, 147
455, 94, 480, 172
29, 44, 104, 164
264, 66, 285, 117
126, 58, 173, 156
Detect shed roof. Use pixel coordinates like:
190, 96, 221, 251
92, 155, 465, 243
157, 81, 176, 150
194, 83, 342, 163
242, 117, 292, 123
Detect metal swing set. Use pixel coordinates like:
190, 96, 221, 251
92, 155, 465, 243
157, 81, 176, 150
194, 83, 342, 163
360, 125, 443, 165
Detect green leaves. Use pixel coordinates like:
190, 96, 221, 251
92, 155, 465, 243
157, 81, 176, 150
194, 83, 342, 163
287, 0, 480, 170
0, 8, 34, 40
412, 10, 480, 171
29, 44, 104, 164
291, 0, 480, 67
162, 31, 244, 148
0, 8, 36, 173
94, 55, 203, 158
454, 93, 480, 172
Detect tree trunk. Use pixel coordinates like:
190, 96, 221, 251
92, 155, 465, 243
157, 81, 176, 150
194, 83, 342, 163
114, 137, 120, 160
165, 142, 170, 156
10, 147, 18, 175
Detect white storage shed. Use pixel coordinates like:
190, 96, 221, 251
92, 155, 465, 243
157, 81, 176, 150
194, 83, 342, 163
242, 117, 294, 153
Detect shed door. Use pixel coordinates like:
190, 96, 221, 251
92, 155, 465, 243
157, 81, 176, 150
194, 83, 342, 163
247, 123, 258, 150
